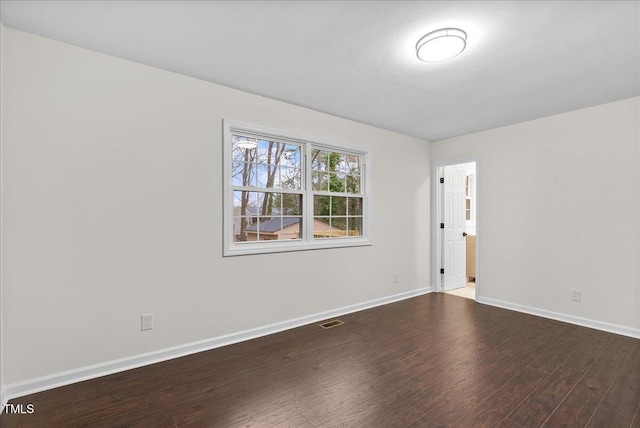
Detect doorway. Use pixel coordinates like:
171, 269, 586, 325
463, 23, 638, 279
434, 160, 478, 300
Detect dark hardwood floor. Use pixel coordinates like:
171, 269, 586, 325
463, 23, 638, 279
2, 293, 639, 427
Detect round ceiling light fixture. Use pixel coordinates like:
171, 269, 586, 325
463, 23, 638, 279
416, 28, 467, 63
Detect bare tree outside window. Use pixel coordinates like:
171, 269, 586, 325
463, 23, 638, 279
232, 135, 302, 242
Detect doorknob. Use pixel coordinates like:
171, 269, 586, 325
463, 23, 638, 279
462, 232, 468, 237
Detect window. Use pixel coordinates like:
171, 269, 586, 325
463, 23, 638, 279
231, 135, 303, 243
311, 149, 363, 239
223, 120, 370, 256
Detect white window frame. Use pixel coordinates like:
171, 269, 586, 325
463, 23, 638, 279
223, 119, 372, 256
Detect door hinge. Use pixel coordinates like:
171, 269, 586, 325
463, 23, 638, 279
439, 177, 444, 184
440, 223, 444, 229
440, 268, 445, 274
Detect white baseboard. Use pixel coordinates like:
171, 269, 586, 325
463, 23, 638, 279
477, 296, 640, 339
4, 287, 432, 402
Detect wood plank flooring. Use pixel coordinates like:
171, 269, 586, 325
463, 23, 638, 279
2, 293, 639, 427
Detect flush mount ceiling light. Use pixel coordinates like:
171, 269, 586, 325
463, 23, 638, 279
237, 138, 257, 149
416, 28, 467, 63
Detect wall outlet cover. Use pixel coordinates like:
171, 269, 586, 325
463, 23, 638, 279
141, 314, 153, 331
570, 290, 581, 302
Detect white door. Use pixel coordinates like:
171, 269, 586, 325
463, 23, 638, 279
443, 166, 467, 291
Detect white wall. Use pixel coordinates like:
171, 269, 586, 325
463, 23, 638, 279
0, 23, 4, 405
432, 97, 640, 334
0, 27, 431, 387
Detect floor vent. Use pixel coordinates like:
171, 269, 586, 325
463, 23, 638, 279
319, 319, 344, 329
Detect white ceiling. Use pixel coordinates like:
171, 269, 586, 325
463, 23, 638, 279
1, 1, 638, 141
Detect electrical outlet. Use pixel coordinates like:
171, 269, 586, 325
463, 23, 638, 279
571, 290, 581, 302
141, 314, 153, 331
394, 272, 399, 283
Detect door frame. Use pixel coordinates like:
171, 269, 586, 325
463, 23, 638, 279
431, 157, 480, 299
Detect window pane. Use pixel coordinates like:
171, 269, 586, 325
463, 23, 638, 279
282, 144, 301, 167
256, 164, 269, 188
251, 193, 262, 214
254, 216, 277, 241
272, 167, 282, 189
313, 217, 331, 239
348, 197, 363, 216
337, 153, 348, 173
348, 217, 363, 236
235, 216, 256, 242
331, 196, 347, 216
233, 190, 243, 212
337, 172, 348, 193
244, 191, 261, 216
346, 175, 360, 194
282, 194, 302, 215
259, 192, 280, 216
233, 191, 261, 217
329, 172, 345, 192
268, 141, 284, 165
278, 166, 301, 190
345, 155, 361, 175
233, 217, 245, 242
311, 149, 326, 171
331, 217, 347, 233
325, 151, 340, 172
314, 195, 330, 216
232, 135, 257, 159
269, 193, 280, 215
231, 163, 255, 187
256, 140, 276, 164
232, 161, 245, 186
312, 171, 328, 191
282, 217, 302, 240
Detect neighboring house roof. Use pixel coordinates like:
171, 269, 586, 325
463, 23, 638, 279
245, 217, 300, 233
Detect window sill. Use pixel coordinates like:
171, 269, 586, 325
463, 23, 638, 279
223, 238, 372, 257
